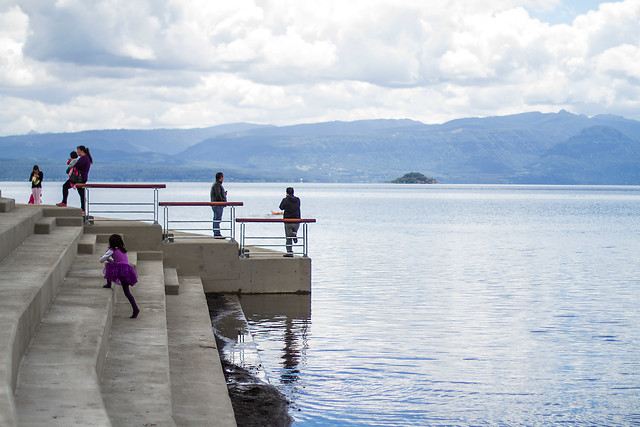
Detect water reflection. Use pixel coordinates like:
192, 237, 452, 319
207, 293, 300, 425
207, 292, 311, 412
206, 294, 268, 383
237, 294, 311, 402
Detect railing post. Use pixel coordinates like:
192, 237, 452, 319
76, 183, 166, 224
235, 218, 315, 257
162, 205, 170, 242
239, 222, 248, 258
153, 187, 160, 225
230, 206, 236, 242
158, 202, 244, 241
84, 187, 91, 226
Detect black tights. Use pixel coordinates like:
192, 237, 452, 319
121, 282, 139, 313
61, 179, 86, 211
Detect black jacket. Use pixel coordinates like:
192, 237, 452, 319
30, 171, 43, 188
279, 195, 301, 219
210, 180, 227, 202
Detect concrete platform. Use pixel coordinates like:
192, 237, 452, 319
0, 205, 42, 261
162, 240, 311, 294
0, 224, 83, 426
0, 198, 312, 426
166, 276, 236, 426
100, 258, 175, 426
14, 253, 114, 426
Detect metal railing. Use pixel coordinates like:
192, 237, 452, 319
159, 201, 244, 242
76, 183, 166, 225
236, 218, 317, 258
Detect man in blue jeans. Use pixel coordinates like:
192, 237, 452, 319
279, 187, 301, 256
210, 172, 227, 237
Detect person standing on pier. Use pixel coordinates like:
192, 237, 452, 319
279, 187, 301, 256
29, 165, 43, 204
210, 172, 227, 238
57, 145, 92, 213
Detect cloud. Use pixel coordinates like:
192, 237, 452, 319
0, 0, 639, 135
0, 5, 36, 86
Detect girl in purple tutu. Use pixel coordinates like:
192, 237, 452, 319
99, 234, 140, 318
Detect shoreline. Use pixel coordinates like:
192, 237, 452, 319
207, 293, 293, 426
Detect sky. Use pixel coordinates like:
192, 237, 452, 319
1, 0, 639, 136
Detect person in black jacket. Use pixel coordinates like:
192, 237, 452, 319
210, 172, 227, 237
29, 165, 43, 205
279, 187, 301, 256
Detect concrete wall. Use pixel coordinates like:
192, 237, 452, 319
84, 222, 311, 294
162, 239, 311, 294
85, 221, 162, 251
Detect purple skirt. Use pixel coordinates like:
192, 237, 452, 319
104, 263, 138, 286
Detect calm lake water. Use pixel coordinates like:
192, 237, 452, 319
3, 182, 640, 425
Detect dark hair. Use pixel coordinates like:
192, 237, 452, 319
77, 145, 93, 164
286, 187, 294, 195
108, 234, 127, 253
70, 151, 78, 159
216, 172, 224, 181
32, 165, 39, 171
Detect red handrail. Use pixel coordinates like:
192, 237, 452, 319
236, 218, 316, 223
76, 183, 166, 189
76, 182, 165, 224
236, 217, 316, 257
159, 201, 244, 207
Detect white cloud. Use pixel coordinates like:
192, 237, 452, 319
597, 44, 640, 80
0, 0, 639, 135
0, 5, 36, 86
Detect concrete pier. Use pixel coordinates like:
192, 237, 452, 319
0, 195, 311, 425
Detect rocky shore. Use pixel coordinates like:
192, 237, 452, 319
208, 294, 293, 426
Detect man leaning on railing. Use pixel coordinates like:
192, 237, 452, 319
279, 187, 301, 257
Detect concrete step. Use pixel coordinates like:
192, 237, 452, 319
0, 205, 42, 262
166, 276, 236, 426
34, 216, 57, 234
138, 250, 163, 261
78, 233, 97, 254
164, 268, 179, 295
42, 206, 84, 227
55, 216, 84, 227
42, 206, 83, 219
96, 233, 112, 244
128, 251, 137, 269
84, 222, 163, 252
14, 252, 115, 426
0, 224, 83, 426
0, 197, 15, 213
100, 259, 175, 426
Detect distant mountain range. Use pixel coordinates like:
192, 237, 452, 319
2, 110, 640, 184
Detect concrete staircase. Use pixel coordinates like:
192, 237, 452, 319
0, 193, 235, 426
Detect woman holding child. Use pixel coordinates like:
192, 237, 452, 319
57, 145, 93, 213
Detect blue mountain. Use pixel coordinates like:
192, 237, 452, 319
1, 111, 639, 184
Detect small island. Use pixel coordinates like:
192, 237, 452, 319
390, 172, 438, 184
